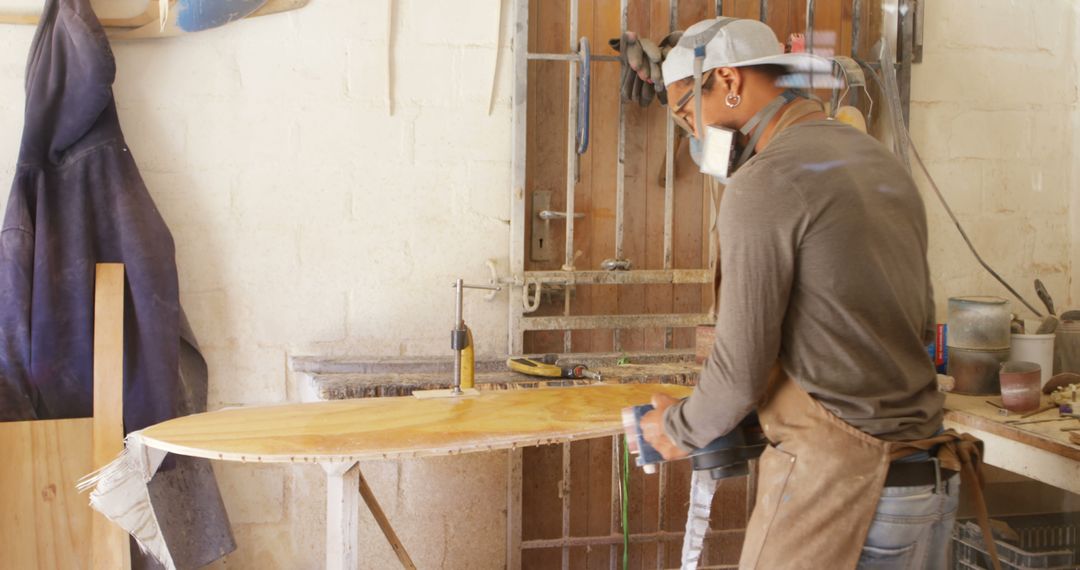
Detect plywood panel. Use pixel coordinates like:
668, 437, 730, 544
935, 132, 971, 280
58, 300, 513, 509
91, 263, 129, 570
0, 418, 95, 570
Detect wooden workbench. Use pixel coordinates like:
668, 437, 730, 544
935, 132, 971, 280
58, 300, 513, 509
943, 394, 1080, 495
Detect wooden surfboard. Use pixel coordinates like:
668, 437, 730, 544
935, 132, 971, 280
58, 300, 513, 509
137, 383, 692, 463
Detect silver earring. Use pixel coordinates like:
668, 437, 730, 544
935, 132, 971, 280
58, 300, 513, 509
725, 92, 741, 108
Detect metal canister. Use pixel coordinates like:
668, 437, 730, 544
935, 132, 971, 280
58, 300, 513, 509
946, 296, 1011, 350
947, 347, 1009, 395
1054, 317, 1080, 375
946, 296, 1011, 395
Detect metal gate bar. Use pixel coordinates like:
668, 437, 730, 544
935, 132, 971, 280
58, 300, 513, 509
613, 0, 629, 353
521, 527, 743, 549
509, 0, 717, 355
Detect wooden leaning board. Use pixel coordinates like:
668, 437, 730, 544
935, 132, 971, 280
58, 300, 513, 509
138, 383, 693, 463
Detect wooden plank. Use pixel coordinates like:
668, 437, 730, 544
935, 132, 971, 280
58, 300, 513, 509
616, 0, 651, 354
628, 443, 647, 569
672, 0, 709, 353
323, 462, 360, 570
729, 0, 760, 20
523, 444, 562, 569
582, 0, 622, 357
91, 263, 129, 570
524, 0, 570, 355
0, 418, 94, 570
765, 0, 794, 45
943, 394, 1080, 462
0, 0, 157, 27
357, 466, 417, 569
641, 0, 674, 353
106, 0, 308, 39
570, 0, 597, 356
584, 436, 612, 568
522, 313, 712, 331
138, 383, 693, 463
0, 0, 309, 34
507, 448, 524, 570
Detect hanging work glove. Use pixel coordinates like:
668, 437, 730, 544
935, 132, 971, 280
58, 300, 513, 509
609, 32, 658, 106
609, 31, 684, 107
654, 30, 682, 105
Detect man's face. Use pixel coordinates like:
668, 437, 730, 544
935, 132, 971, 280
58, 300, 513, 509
666, 69, 738, 138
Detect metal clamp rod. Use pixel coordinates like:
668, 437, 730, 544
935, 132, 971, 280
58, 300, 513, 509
452, 283, 502, 291
539, 210, 586, 221
452, 279, 502, 394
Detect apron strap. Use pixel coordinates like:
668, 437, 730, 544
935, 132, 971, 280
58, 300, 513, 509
952, 435, 1003, 570
894, 431, 1003, 570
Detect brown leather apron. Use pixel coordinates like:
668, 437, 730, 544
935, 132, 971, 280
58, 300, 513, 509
739, 368, 1002, 570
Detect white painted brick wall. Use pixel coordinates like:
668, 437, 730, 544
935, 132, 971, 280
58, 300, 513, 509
911, 0, 1077, 321
0, 1, 512, 567
0, 1, 1075, 567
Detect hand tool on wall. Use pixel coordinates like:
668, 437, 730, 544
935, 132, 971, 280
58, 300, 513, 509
1035, 279, 1056, 316
507, 355, 602, 381
576, 37, 591, 154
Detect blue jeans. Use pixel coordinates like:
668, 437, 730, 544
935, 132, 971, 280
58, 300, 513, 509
856, 473, 961, 569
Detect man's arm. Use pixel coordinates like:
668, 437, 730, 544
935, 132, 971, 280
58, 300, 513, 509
661, 169, 803, 451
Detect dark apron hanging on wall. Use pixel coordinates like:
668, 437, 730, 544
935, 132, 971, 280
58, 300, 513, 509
0, 0, 235, 566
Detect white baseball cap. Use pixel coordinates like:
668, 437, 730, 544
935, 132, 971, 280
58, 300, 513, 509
662, 17, 833, 87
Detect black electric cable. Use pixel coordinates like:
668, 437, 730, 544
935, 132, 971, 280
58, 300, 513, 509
856, 59, 1044, 318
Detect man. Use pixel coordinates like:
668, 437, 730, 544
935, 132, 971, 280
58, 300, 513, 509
637, 17, 959, 569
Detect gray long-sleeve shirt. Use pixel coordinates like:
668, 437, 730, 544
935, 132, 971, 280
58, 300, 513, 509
663, 120, 943, 450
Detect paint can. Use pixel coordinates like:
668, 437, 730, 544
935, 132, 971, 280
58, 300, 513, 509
1054, 317, 1080, 375
947, 296, 1011, 350
947, 347, 1009, 395
1010, 333, 1054, 389
999, 361, 1042, 413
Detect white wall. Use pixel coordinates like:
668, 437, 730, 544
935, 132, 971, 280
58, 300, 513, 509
910, 0, 1077, 319
0, 1, 514, 568
1, 1, 1078, 568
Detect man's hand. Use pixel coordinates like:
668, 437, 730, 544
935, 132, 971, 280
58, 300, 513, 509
640, 393, 691, 460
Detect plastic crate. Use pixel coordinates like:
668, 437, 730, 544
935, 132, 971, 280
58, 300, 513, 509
953, 513, 1080, 570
